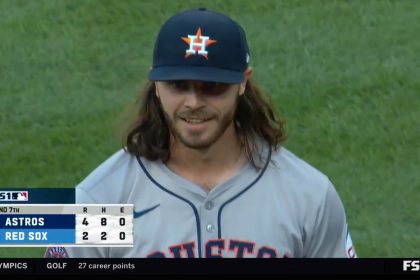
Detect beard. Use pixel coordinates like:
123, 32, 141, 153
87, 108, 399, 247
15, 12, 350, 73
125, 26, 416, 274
163, 106, 236, 151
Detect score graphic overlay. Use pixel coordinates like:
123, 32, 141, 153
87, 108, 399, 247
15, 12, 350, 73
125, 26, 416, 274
0, 189, 133, 247
0, 204, 133, 247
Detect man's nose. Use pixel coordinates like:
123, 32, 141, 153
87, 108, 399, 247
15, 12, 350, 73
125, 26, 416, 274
184, 89, 205, 108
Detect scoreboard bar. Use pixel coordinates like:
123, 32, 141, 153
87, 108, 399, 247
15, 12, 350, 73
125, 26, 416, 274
0, 204, 133, 247
0, 188, 75, 204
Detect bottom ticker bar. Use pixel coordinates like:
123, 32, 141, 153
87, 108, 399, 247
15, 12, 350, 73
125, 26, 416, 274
0, 258, 419, 275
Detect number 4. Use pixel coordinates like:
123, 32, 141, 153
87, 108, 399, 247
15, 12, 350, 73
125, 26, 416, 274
82, 218, 89, 226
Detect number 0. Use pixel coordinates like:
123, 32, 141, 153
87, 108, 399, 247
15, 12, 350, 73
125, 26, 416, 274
119, 232, 125, 240
119, 218, 125, 226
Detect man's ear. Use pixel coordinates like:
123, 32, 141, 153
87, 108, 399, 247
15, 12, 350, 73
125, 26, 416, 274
239, 67, 253, 95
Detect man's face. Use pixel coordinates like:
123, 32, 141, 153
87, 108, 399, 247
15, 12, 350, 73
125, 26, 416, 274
155, 80, 243, 150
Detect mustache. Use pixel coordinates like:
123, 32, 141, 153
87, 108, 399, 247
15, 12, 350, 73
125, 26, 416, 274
177, 109, 215, 119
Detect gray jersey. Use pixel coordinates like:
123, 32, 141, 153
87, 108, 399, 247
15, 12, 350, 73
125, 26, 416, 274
56, 144, 356, 258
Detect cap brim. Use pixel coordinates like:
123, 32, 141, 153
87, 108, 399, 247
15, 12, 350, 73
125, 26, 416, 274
149, 66, 245, 83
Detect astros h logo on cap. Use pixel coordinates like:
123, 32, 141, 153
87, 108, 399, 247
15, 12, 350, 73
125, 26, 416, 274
182, 27, 217, 60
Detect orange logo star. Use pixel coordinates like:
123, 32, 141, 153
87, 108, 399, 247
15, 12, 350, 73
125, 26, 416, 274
182, 27, 217, 60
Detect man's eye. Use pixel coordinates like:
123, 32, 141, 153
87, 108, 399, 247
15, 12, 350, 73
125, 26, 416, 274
201, 82, 230, 94
163, 81, 231, 94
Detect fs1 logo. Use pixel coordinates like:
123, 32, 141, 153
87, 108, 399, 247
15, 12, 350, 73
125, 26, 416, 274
0, 191, 28, 201
403, 260, 420, 271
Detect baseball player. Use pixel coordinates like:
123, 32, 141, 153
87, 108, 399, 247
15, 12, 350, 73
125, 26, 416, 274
46, 8, 356, 258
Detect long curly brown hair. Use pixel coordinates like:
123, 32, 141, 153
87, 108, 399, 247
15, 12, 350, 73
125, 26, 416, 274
124, 79, 286, 170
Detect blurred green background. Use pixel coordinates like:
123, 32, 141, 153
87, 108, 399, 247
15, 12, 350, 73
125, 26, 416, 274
0, 0, 419, 257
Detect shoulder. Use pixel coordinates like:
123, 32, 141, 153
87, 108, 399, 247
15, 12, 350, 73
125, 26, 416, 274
268, 148, 350, 256
75, 149, 140, 203
269, 147, 331, 193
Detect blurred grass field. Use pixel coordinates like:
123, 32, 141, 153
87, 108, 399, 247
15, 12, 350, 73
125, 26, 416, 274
0, 0, 419, 257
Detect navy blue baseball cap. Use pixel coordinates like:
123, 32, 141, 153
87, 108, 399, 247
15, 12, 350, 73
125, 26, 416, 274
149, 8, 250, 83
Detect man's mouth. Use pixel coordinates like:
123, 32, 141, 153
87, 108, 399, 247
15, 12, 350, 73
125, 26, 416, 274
181, 117, 211, 124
